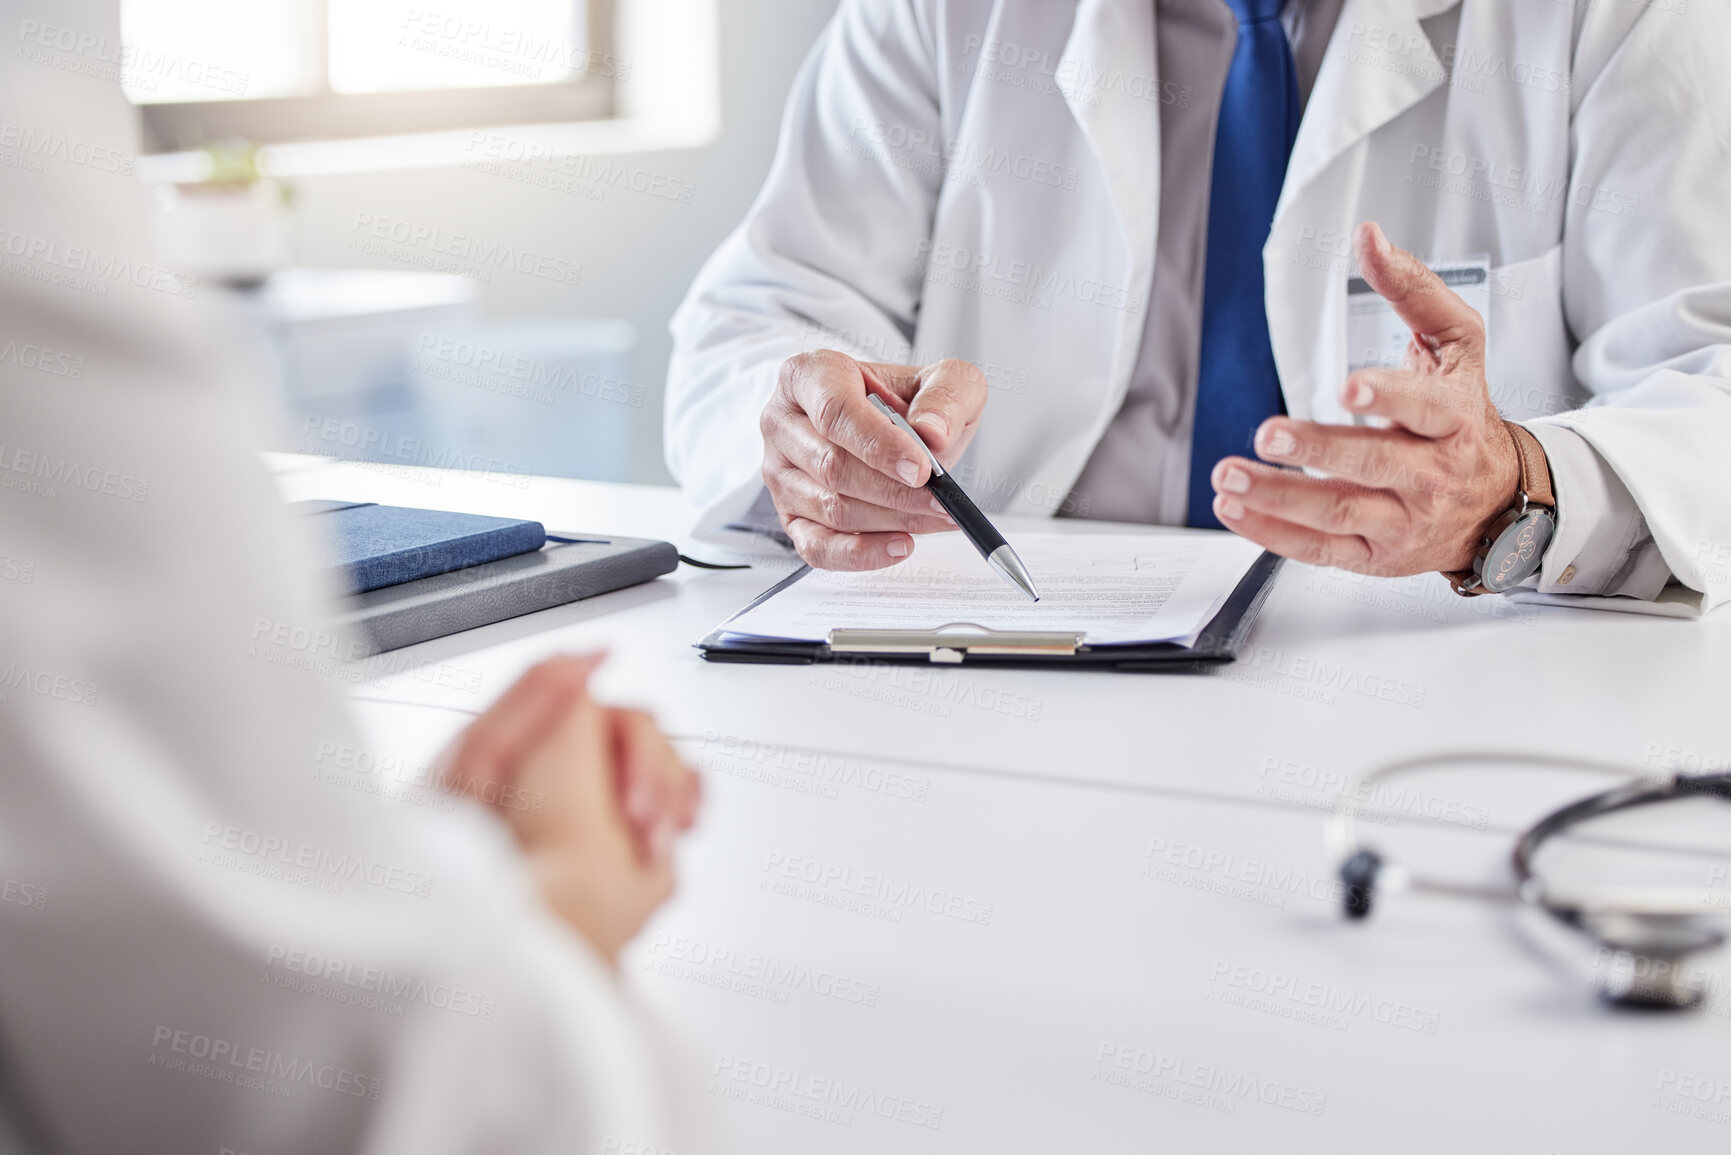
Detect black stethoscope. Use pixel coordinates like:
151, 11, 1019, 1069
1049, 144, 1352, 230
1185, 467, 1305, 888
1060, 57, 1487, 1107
1325, 752, 1731, 1010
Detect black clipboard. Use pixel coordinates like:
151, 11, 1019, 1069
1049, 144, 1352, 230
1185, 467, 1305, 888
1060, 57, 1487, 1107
696, 550, 1283, 673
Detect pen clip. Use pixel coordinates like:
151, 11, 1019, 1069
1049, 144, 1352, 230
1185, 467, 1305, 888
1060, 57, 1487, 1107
867, 393, 945, 477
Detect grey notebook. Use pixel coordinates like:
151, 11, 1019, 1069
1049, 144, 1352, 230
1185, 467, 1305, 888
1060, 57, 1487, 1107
329, 533, 679, 654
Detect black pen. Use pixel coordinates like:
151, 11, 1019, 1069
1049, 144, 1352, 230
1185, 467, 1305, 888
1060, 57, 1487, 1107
868, 393, 1040, 602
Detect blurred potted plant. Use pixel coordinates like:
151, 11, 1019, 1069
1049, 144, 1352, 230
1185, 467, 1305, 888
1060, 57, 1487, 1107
155, 140, 295, 288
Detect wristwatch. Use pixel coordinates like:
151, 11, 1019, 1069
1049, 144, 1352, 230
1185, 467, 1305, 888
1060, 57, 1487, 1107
1445, 421, 1556, 597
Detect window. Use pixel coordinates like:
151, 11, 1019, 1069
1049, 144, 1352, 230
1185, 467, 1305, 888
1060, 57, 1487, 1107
122, 0, 617, 152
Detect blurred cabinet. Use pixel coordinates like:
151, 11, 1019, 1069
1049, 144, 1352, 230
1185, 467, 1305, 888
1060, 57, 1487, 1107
214, 270, 643, 482
408, 319, 639, 481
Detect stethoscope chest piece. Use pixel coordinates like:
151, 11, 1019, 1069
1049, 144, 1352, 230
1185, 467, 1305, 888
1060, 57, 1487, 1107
1577, 913, 1726, 1010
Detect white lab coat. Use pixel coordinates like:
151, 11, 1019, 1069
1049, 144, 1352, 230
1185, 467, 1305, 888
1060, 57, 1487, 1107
668, 0, 1731, 614
0, 2, 672, 1150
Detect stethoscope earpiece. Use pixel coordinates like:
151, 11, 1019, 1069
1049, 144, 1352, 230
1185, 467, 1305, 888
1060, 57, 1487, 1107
1339, 849, 1383, 920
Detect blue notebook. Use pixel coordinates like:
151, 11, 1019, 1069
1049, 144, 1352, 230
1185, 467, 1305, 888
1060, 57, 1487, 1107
298, 501, 548, 593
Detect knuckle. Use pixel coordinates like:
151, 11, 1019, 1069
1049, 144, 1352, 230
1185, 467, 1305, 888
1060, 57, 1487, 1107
1258, 474, 1293, 511
791, 533, 824, 568
1462, 312, 1487, 346
835, 534, 876, 569
810, 391, 846, 438
1290, 434, 1326, 470
934, 357, 983, 386
780, 348, 846, 389
890, 481, 927, 513
856, 429, 895, 468
1325, 491, 1358, 533
1435, 438, 1473, 480
775, 491, 805, 533
816, 489, 847, 529
812, 443, 844, 490
1359, 444, 1396, 488
787, 520, 840, 569
776, 352, 811, 395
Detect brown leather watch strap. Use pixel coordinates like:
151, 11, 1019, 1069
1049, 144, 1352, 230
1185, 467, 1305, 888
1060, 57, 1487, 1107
1505, 420, 1554, 509
1443, 420, 1555, 596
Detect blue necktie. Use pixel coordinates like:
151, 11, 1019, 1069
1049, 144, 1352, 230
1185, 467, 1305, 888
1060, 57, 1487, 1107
1186, 0, 1301, 529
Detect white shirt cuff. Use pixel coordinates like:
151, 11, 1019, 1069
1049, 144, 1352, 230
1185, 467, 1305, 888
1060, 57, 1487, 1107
1524, 421, 1672, 599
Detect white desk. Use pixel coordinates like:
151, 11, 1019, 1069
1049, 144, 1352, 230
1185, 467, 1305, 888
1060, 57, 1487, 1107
275, 454, 1731, 1154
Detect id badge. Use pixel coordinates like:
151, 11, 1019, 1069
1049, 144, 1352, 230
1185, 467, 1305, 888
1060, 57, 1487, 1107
1347, 255, 1490, 374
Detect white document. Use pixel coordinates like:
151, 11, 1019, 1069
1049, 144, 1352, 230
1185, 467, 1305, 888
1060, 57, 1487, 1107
720, 532, 1266, 645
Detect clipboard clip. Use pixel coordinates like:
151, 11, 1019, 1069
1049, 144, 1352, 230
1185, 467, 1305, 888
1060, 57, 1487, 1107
827, 622, 1083, 664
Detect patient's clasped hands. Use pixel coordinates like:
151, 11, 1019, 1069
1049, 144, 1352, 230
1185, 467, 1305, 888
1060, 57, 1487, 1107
441, 655, 700, 965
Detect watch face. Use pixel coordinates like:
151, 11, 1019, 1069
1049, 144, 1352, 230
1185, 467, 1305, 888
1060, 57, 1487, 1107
1480, 510, 1556, 593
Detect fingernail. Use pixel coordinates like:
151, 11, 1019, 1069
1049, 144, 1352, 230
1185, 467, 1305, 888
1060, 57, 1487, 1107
1216, 496, 1244, 521
912, 412, 948, 438
896, 460, 919, 485
1265, 429, 1296, 457
1220, 466, 1251, 495
1347, 380, 1374, 409
886, 538, 911, 558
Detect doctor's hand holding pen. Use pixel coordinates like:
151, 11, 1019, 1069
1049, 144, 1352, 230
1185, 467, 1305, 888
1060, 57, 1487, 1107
440, 654, 701, 965
760, 350, 987, 570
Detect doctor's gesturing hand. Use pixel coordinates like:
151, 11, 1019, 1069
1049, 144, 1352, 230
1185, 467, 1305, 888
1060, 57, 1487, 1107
1210, 222, 1522, 577
761, 350, 988, 569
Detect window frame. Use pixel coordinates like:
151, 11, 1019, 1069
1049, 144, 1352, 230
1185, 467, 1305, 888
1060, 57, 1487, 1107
136, 0, 616, 153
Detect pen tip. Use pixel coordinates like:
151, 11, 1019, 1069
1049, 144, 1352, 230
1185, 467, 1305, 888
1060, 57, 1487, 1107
986, 545, 1040, 603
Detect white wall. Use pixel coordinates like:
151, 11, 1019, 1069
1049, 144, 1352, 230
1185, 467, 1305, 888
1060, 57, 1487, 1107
287, 0, 840, 484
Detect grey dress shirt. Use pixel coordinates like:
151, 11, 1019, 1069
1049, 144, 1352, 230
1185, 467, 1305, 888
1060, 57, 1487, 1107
1067, 0, 1668, 598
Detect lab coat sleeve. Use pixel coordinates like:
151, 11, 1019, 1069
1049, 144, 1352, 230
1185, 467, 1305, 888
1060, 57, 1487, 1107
1524, 423, 1670, 600
1523, 0, 1731, 614
0, 4, 673, 1149
665, 0, 944, 543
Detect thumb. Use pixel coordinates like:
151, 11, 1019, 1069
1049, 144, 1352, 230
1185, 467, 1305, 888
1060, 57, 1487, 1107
1353, 221, 1485, 348
905, 359, 988, 457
